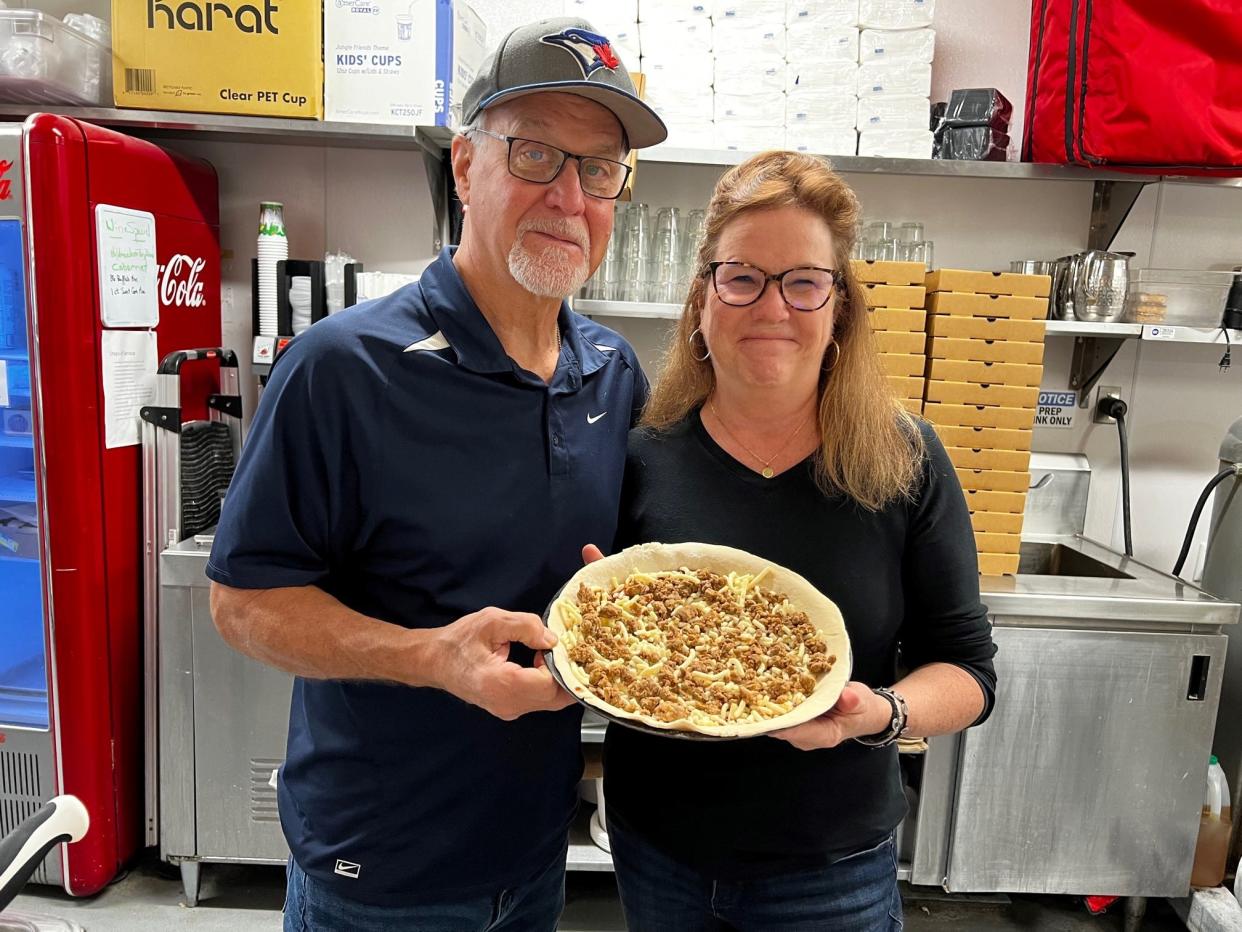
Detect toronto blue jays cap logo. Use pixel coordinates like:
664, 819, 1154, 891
540, 27, 621, 78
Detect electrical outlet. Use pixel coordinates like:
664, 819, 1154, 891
1094, 385, 1124, 424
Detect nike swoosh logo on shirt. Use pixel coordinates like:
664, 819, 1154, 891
587, 412, 607, 424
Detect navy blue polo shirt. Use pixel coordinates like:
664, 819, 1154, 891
206, 247, 646, 905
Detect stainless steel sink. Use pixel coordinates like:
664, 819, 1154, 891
1017, 541, 1133, 579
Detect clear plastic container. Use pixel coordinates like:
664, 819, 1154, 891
0, 11, 111, 107
1124, 269, 1234, 327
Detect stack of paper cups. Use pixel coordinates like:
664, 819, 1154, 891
257, 202, 288, 337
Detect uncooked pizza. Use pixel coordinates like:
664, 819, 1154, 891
557, 568, 836, 727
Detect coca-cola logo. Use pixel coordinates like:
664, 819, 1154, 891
0, 160, 13, 201
158, 254, 207, 308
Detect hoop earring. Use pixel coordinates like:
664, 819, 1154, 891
823, 342, 841, 371
689, 327, 711, 362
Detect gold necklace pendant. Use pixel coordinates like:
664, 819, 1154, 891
710, 398, 809, 481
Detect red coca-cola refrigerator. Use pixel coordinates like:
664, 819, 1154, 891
0, 114, 220, 895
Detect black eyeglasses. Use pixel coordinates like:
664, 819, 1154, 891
467, 127, 632, 200
705, 261, 844, 312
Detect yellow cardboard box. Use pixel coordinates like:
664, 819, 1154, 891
926, 381, 1041, 409
926, 358, 1044, 387
862, 283, 926, 309
928, 337, 1045, 365
113, 0, 323, 118
935, 424, 1033, 451
957, 468, 1030, 493
970, 510, 1025, 534
978, 552, 1021, 576
886, 375, 924, 398
927, 292, 1050, 320
927, 315, 1047, 343
878, 353, 926, 377
870, 308, 927, 332
974, 531, 1022, 554
947, 447, 1032, 472
875, 331, 926, 354
924, 402, 1037, 430
962, 488, 1027, 514
925, 269, 1052, 298
851, 259, 926, 286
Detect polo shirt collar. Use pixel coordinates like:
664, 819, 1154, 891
418, 247, 613, 379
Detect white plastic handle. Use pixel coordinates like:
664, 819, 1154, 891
0, 795, 89, 912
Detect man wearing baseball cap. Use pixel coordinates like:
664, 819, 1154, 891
207, 17, 665, 932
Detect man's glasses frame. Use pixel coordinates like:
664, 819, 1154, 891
467, 127, 632, 200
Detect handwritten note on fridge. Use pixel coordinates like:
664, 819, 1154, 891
96, 204, 158, 328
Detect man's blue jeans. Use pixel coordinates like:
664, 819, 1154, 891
282, 846, 566, 932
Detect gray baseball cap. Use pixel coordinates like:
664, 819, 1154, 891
462, 18, 668, 149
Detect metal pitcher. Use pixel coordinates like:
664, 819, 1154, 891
1072, 250, 1133, 323
1050, 254, 1080, 320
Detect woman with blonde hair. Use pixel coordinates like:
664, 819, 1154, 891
595, 151, 997, 930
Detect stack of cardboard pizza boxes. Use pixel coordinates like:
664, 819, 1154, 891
921, 269, 1052, 576
852, 259, 928, 416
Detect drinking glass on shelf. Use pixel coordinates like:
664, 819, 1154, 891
620, 203, 650, 302
864, 220, 893, 243
679, 209, 706, 290
898, 221, 924, 243
650, 207, 682, 302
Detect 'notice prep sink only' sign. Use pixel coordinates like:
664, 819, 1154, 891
1035, 392, 1077, 429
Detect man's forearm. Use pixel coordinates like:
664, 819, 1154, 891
210, 581, 439, 686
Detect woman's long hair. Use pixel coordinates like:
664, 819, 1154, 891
641, 150, 925, 510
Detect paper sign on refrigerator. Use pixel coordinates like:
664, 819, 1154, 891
96, 204, 158, 328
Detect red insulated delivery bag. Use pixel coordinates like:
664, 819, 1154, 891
1022, 0, 1242, 174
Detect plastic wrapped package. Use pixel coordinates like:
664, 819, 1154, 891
715, 61, 784, 97
858, 129, 934, 158
636, 1, 711, 22
944, 87, 1013, 130
859, 0, 935, 29
785, 125, 858, 156
639, 19, 711, 54
857, 60, 932, 98
713, 19, 785, 61
930, 100, 948, 156
564, 0, 638, 23
0, 10, 111, 105
857, 95, 930, 132
787, 0, 859, 27
940, 125, 1010, 160
787, 89, 861, 130
788, 24, 859, 63
713, 0, 784, 20
715, 123, 779, 152
714, 91, 782, 125
646, 87, 714, 124
859, 28, 935, 64
642, 54, 714, 88
787, 60, 858, 96
653, 120, 715, 150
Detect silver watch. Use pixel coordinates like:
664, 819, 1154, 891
854, 686, 909, 748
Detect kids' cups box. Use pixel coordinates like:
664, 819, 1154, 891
325, 0, 487, 127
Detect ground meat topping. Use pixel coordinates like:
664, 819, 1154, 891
557, 568, 836, 727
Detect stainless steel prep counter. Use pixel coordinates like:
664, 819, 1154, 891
910, 536, 1239, 898
157, 532, 1239, 904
